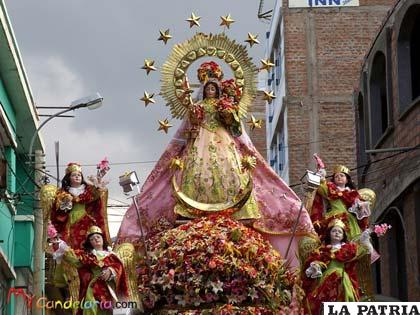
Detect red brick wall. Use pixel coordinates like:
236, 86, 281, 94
282, 2, 397, 187
247, 91, 267, 159
357, 0, 420, 300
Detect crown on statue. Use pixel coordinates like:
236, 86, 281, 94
87, 225, 103, 236
332, 165, 350, 175
65, 162, 82, 175
328, 218, 346, 230
197, 61, 224, 83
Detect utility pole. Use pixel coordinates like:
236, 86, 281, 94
32, 149, 45, 315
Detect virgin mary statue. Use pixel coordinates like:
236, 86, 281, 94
116, 34, 315, 269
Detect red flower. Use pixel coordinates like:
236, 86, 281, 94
208, 259, 217, 269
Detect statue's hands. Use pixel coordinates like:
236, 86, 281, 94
219, 110, 234, 125
59, 196, 73, 212
188, 103, 204, 126
87, 175, 109, 190
317, 168, 327, 180
52, 240, 69, 263
305, 261, 323, 278
100, 267, 116, 281
359, 229, 374, 254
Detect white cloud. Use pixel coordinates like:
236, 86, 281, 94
28, 55, 85, 106
27, 55, 155, 237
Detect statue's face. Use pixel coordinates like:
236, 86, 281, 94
89, 233, 104, 250
205, 83, 217, 98
70, 171, 82, 187
333, 172, 348, 187
330, 226, 344, 243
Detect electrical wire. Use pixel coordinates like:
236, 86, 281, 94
289, 145, 420, 188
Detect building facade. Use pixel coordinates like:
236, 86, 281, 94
355, 0, 420, 301
265, 0, 397, 187
0, 1, 44, 314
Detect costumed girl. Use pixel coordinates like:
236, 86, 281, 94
53, 226, 128, 315
310, 160, 371, 241
50, 162, 111, 250
116, 33, 315, 269
303, 219, 372, 315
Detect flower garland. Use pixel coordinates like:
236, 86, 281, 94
138, 214, 303, 313
197, 61, 224, 83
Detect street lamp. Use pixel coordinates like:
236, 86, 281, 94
29, 92, 103, 159
31, 93, 103, 315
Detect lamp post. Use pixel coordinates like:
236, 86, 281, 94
118, 171, 151, 270
31, 93, 103, 315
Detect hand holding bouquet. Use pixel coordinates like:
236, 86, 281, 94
189, 103, 204, 125
217, 97, 238, 126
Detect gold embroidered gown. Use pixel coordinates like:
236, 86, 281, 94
174, 98, 260, 219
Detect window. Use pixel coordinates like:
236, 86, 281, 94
397, 5, 420, 113
278, 131, 285, 172
369, 52, 389, 146
382, 207, 407, 301
356, 93, 368, 174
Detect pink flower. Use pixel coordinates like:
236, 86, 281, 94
168, 269, 175, 278
97, 157, 110, 171
373, 223, 392, 237
208, 259, 217, 269
47, 222, 57, 238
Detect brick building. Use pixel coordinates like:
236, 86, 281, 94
245, 89, 267, 158
264, 0, 397, 187
355, 0, 420, 301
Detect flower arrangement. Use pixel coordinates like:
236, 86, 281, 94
221, 79, 242, 103
217, 97, 239, 126
97, 157, 110, 178
138, 214, 303, 313
47, 222, 58, 239
55, 191, 73, 212
217, 97, 238, 112
372, 223, 392, 237
88, 157, 110, 189
197, 61, 224, 83
189, 103, 205, 125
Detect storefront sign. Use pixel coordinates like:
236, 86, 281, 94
289, 0, 359, 7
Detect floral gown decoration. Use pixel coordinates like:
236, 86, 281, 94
174, 97, 260, 221
116, 62, 315, 269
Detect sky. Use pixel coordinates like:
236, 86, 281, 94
6, 0, 274, 237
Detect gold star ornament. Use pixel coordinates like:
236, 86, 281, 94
247, 115, 263, 130
141, 59, 157, 75
245, 33, 259, 47
158, 119, 172, 133
241, 155, 257, 172
220, 14, 235, 29
140, 91, 155, 106
260, 59, 275, 72
186, 12, 201, 28
263, 90, 276, 104
158, 29, 172, 44
170, 157, 184, 171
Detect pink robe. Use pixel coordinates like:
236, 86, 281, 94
116, 118, 315, 268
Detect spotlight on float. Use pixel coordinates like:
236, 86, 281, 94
118, 171, 140, 194
303, 170, 322, 192
118, 170, 150, 270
